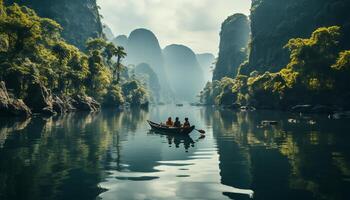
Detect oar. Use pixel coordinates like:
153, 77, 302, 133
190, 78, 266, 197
195, 129, 206, 134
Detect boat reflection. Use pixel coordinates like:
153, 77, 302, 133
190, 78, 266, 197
148, 130, 206, 152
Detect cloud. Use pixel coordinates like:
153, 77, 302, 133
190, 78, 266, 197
98, 0, 251, 54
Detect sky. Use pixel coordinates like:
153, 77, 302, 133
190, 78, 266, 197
98, 0, 251, 55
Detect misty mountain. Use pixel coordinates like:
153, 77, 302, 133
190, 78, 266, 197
126, 29, 164, 73
112, 35, 128, 48
196, 53, 215, 83
110, 28, 209, 102
134, 63, 161, 102
103, 24, 114, 41
116, 29, 173, 102
163, 44, 205, 102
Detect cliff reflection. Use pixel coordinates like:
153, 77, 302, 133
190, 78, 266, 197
0, 108, 149, 200
207, 108, 350, 200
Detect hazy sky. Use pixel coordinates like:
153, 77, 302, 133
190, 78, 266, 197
98, 0, 251, 55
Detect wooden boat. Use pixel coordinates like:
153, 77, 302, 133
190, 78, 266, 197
147, 120, 195, 134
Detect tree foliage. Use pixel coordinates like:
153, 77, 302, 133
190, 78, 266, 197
0, 3, 149, 107
201, 26, 350, 109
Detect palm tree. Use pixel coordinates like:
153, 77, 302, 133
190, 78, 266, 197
114, 46, 127, 84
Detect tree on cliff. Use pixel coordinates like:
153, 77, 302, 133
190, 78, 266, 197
115, 46, 127, 83
4, 0, 103, 50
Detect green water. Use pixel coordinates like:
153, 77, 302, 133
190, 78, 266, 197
0, 105, 349, 200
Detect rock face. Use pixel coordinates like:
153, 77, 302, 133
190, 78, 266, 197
0, 81, 31, 117
163, 44, 205, 102
24, 81, 56, 115
71, 95, 100, 112
196, 53, 215, 83
243, 0, 350, 74
212, 14, 250, 80
5, 0, 103, 50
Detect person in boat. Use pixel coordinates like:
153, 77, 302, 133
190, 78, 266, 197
174, 117, 181, 128
166, 117, 174, 127
183, 117, 191, 128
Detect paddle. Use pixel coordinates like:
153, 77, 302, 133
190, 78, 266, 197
195, 129, 206, 134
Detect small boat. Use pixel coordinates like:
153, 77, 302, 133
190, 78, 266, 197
176, 104, 184, 107
147, 120, 195, 134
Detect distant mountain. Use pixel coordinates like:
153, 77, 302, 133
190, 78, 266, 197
163, 44, 205, 102
103, 24, 114, 41
134, 63, 161, 102
196, 53, 215, 83
113, 29, 172, 102
112, 35, 128, 48
126, 29, 164, 74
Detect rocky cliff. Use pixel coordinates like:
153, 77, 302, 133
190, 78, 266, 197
243, 0, 350, 74
163, 44, 205, 102
212, 14, 250, 80
5, 0, 103, 50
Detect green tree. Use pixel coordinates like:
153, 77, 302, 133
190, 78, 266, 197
114, 46, 127, 83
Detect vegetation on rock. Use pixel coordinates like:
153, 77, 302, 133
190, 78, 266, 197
0, 2, 149, 116
5, 0, 103, 50
201, 26, 350, 110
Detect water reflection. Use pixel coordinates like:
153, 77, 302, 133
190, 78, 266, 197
0, 106, 349, 200
148, 131, 200, 152
209, 109, 350, 200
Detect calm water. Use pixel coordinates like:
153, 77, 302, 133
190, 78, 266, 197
0, 105, 350, 200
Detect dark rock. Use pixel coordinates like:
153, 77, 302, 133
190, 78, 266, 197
52, 95, 66, 114
25, 81, 55, 115
72, 95, 100, 112
7, 99, 32, 117
0, 81, 31, 117
61, 96, 77, 112
41, 106, 56, 116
